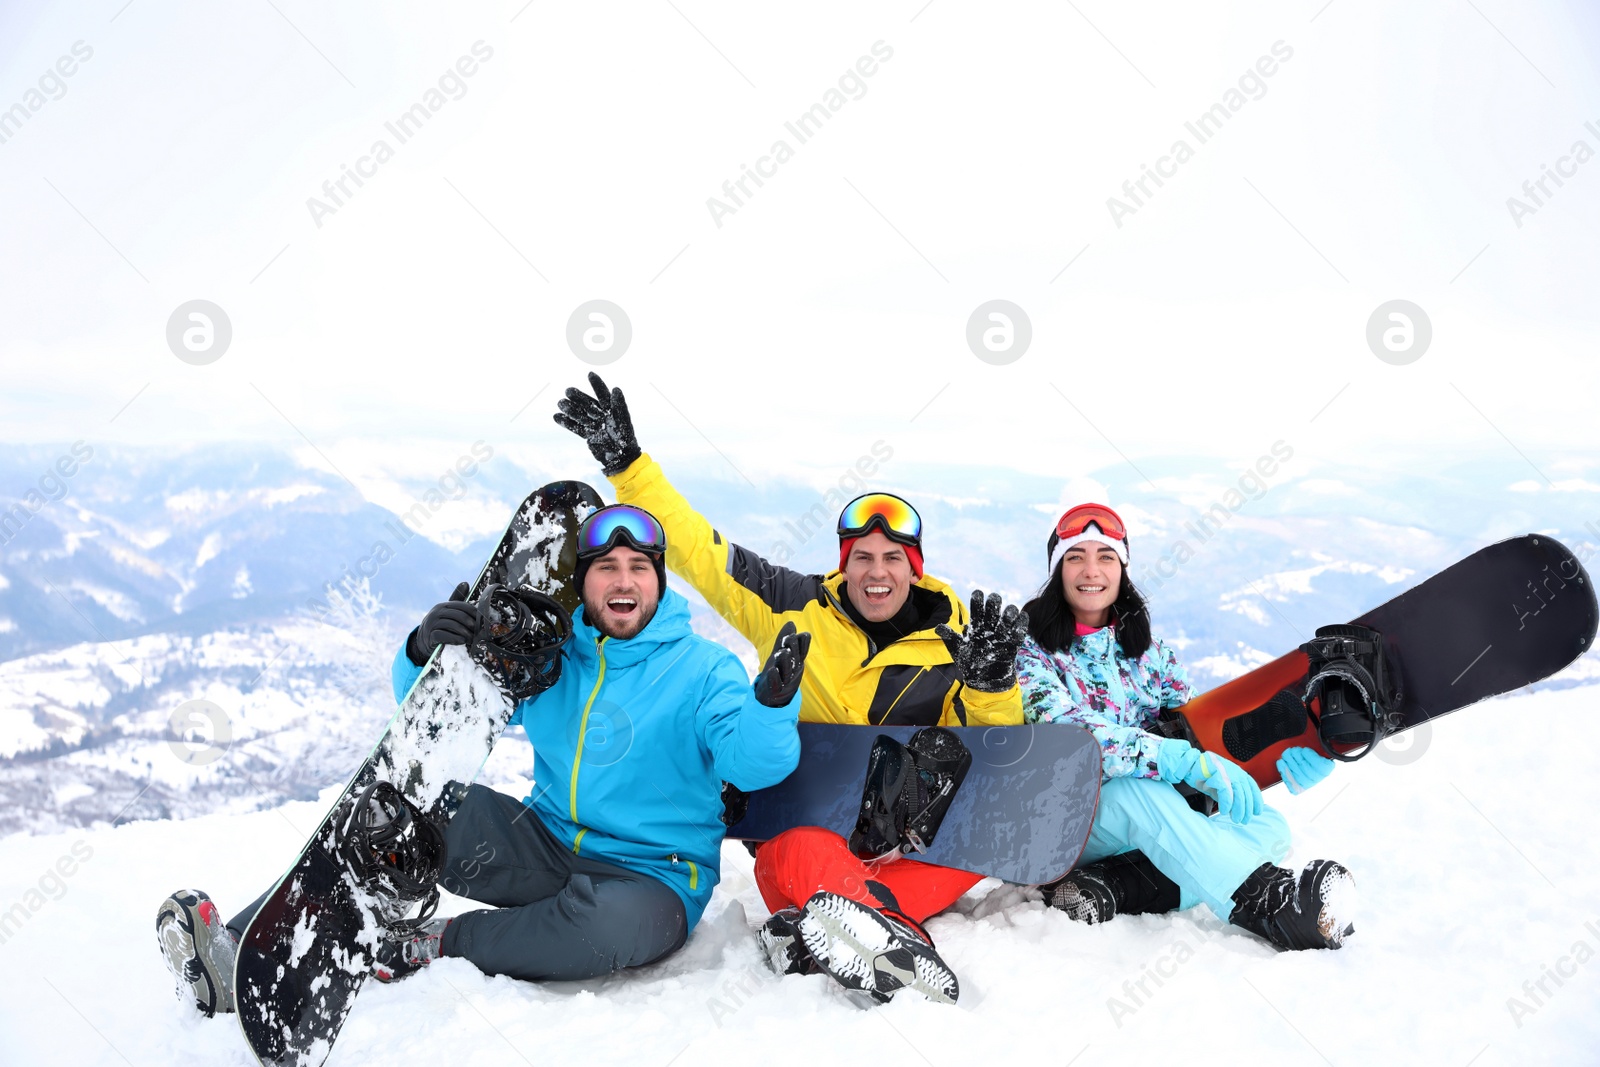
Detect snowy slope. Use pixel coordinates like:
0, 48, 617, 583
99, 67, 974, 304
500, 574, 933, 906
1, 685, 1596, 1067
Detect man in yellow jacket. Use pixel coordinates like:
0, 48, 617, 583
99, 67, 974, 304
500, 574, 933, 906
555, 374, 1030, 1005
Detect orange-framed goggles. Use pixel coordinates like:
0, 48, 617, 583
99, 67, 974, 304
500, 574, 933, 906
1054, 503, 1127, 544
837, 492, 922, 548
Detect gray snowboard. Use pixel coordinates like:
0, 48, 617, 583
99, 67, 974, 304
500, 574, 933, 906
729, 722, 1102, 884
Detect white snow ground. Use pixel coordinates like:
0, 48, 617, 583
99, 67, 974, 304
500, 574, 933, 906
1, 685, 1597, 1067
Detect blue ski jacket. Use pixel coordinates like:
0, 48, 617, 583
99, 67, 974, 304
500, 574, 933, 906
1016, 629, 1193, 781
391, 588, 801, 929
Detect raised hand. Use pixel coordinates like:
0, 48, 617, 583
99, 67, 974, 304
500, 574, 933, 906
553, 372, 642, 476
754, 621, 812, 708
934, 590, 1030, 693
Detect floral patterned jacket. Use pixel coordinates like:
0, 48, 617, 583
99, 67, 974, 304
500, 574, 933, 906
1016, 628, 1192, 781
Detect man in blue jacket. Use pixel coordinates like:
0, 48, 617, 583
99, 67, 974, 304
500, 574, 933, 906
157, 503, 807, 1013
374, 503, 809, 982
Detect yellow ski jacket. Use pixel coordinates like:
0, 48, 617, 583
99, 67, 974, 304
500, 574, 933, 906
608, 454, 1024, 728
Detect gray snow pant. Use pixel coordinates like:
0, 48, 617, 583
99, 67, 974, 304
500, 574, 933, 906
227, 784, 688, 982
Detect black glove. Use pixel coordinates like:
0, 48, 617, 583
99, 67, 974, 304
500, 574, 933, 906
406, 581, 479, 664
719, 781, 749, 828
553, 372, 642, 477
753, 621, 811, 708
935, 590, 1030, 693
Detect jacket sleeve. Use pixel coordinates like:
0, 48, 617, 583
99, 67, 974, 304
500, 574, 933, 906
392, 641, 425, 704
1155, 639, 1194, 710
608, 453, 817, 656
1015, 639, 1164, 780
945, 680, 1024, 726
695, 649, 802, 791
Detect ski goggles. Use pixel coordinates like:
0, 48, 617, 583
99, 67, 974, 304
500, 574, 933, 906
836, 493, 922, 547
1054, 503, 1127, 544
1049, 502, 1129, 572
575, 504, 666, 559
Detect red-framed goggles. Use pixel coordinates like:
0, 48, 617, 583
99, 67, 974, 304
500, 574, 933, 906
576, 504, 666, 559
1054, 503, 1127, 543
836, 492, 922, 547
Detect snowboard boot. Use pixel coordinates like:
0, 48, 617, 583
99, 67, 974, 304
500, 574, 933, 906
372, 917, 452, 983
1229, 860, 1357, 951
792, 891, 958, 1005
757, 907, 822, 977
155, 889, 237, 1016
1038, 850, 1181, 925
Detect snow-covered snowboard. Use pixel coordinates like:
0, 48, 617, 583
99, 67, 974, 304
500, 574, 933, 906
1174, 534, 1597, 788
233, 481, 602, 1067
728, 723, 1102, 884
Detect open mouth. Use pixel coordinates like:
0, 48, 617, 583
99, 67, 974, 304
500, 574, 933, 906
1076, 585, 1107, 595
863, 584, 893, 604
606, 596, 638, 616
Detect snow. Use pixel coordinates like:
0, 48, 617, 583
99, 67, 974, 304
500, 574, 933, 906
380, 644, 512, 814
1188, 643, 1276, 681
288, 908, 318, 968
1, 686, 1597, 1066
166, 489, 231, 514
261, 486, 327, 507
67, 581, 145, 624
196, 533, 223, 569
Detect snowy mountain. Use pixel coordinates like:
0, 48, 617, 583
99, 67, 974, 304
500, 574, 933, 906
2, 442, 1598, 838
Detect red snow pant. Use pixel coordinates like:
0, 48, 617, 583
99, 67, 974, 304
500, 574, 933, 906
754, 825, 983, 924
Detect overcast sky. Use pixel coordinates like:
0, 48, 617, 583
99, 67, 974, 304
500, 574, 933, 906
2, 1, 1598, 498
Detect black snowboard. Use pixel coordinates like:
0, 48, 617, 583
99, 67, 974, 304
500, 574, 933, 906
729, 722, 1102, 884
234, 481, 603, 1067
1178, 534, 1598, 787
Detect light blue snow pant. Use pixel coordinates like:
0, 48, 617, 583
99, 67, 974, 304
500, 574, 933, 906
1079, 777, 1291, 921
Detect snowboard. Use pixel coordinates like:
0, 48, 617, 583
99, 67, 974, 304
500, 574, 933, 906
1175, 534, 1597, 789
728, 722, 1102, 885
234, 481, 603, 1067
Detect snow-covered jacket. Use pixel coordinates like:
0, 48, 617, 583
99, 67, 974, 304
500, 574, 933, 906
390, 587, 800, 930
1015, 629, 1192, 780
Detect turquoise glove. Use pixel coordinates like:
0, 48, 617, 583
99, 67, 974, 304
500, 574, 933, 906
1277, 746, 1335, 795
1156, 739, 1264, 826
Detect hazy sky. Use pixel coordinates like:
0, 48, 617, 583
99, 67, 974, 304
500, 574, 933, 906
2, 1, 1598, 498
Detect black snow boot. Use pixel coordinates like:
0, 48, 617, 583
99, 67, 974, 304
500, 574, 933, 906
757, 907, 823, 977
792, 891, 958, 1004
1229, 860, 1357, 951
372, 917, 452, 983
1038, 850, 1181, 925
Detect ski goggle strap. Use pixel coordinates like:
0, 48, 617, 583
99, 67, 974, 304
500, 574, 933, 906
576, 504, 667, 559
836, 493, 923, 547
1055, 503, 1127, 542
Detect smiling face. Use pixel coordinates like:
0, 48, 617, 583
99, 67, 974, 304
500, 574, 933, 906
843, 529, 916, 623
1059, 541, 1122, 628
581, 546, 660, 640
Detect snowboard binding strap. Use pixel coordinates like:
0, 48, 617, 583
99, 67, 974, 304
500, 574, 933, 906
472, 585, 572, 701
333, 781, 447, 921
849, 727, 972, 860
1300, 623, 1402, 762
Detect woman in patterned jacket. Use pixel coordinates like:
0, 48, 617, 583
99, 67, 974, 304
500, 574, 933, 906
1014, 497, 1357, 951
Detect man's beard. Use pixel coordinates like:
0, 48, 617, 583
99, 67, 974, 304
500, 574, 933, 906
582, 593, 657, 640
